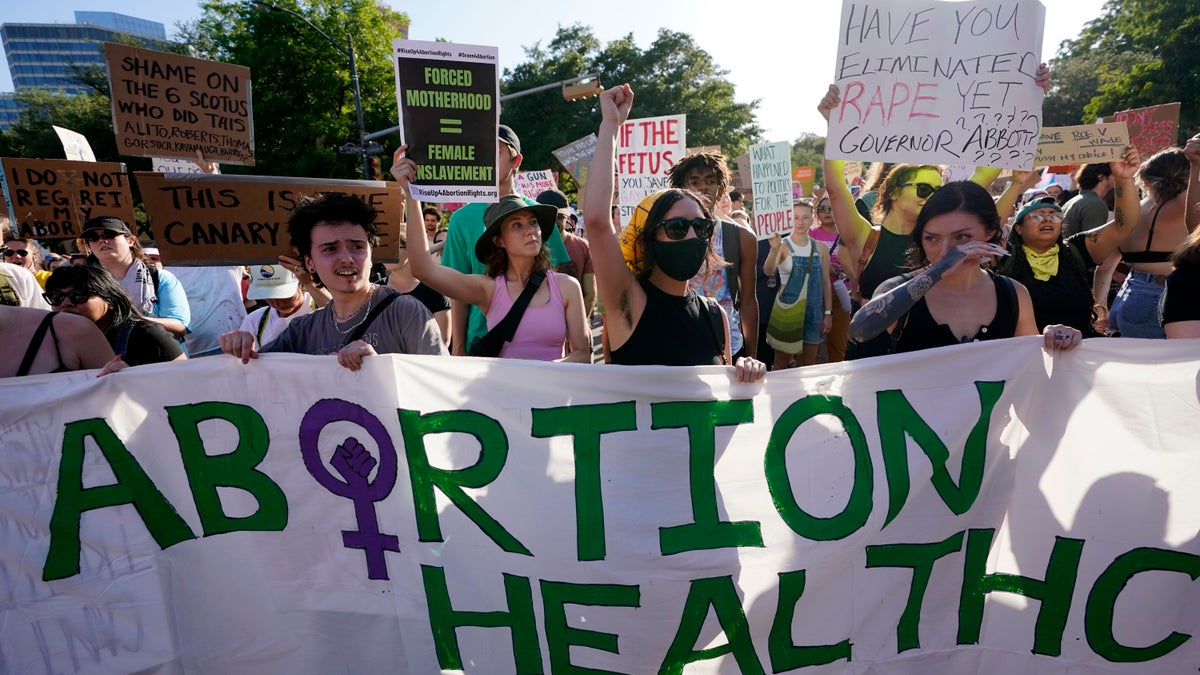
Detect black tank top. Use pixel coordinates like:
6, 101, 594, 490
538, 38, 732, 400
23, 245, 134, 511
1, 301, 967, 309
611, 280, 724, 366
1003, 240, 1094, 335
17, 313, 68, 376
1122, 203, 1173, 264
859, 227, 912, 299
894, 273, 1019, 353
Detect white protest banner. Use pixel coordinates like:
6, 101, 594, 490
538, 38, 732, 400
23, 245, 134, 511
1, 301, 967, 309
616, 114, 685, 221
52, 125, 96, 162
152, 156, 221, 174
1033, 122, 1130, 166
750, 141, 793, 239
3, 339, 1200, 673
828, 0, 1046, 169
393, 40, 499, 204
512, 169, 557, 201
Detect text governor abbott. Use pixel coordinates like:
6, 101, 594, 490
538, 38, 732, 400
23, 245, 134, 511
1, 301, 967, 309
398, 59, 497, 187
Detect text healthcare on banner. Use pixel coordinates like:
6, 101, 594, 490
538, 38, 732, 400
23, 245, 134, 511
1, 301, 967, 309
616, 114, 685, 221
827, 0, 1046, 170
0, 158, 136, 239
750, 141, 794, 239
104, 42, 254, 165
2, 339, 1199, 674
393, 40, 499, 204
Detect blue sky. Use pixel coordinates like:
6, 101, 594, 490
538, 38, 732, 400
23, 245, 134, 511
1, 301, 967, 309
3, 0, 1107, 140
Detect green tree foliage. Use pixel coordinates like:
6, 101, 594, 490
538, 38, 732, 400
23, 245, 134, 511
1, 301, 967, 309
790, 133, 826, 187
179, 0, 409, 178
501, 24, 761, 173
1046, 0, 1200, 140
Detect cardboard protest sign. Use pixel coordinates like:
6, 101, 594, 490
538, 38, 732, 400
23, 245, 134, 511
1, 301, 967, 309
616, 114, 685, 221
749, 141, 793, 239
393, 40, 499, 204
793, 165, 816, 198
1033, 122, 1129, 166
4, 339, 1200, 673
512, 170, 557, 201
104, 42, 254, 165
552, 134, 598, 186
1102, 102, 1180, 159
52, 125, 96, 162
0, 158, 135, 239
827, 0, 1046, 169
136, 172, 401, 265
152, 156, 221, 174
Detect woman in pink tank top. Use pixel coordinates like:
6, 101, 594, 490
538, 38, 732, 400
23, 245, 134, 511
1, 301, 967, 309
392, 148, 591, 362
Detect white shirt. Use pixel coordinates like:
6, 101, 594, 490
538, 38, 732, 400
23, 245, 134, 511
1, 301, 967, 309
168, 266, 246, 356
237, 292, 317, 349
1, 262, 50, 310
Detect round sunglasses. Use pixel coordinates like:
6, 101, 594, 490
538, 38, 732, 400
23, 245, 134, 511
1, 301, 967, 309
899, 183, 940, 199
43, 289, 95, 306
657, 217, 715, 241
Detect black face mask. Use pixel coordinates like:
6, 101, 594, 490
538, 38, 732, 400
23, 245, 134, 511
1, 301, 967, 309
652, 238, 709, 281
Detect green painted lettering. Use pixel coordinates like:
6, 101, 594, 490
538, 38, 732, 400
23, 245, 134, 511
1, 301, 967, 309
865, 531, 965, 651
660, 575, 764, 675
1085, 547, 1200, 661
768, 569, 852, 668
541, 580, 641, 673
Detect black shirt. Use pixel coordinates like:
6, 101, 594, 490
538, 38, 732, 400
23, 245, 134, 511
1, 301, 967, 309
611, 280, 724, 366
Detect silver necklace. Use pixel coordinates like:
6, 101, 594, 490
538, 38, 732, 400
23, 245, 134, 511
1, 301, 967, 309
330, 285, 376, 335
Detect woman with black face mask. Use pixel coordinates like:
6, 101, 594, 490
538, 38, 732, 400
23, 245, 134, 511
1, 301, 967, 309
583, 84, 765, 381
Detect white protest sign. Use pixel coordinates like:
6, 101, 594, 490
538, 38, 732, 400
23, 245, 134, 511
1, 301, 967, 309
1033, 122, 1130, 166
616, 114, 685, 221
749, 141, 793, 239
152, 156, 221, 174
827, 0, 1046, 169
512, 169, 557, 201
52, 125, 96, 162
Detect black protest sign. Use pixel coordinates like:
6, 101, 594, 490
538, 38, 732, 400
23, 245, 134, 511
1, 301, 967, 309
0, 158, 136, 239
393, 40, 499, 203
136, 173, 401, 265
105, 42, 254, 165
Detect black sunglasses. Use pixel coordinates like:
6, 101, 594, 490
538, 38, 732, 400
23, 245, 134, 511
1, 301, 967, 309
43, 289, 94, 306
82, 230, 122, 243
1, 248, 30, 258
900, 182, 940, 199
658, 217, 715, 241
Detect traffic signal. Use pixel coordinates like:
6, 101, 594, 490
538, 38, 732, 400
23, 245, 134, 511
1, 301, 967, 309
369, 157, 382, 180
563, 81, 603, 101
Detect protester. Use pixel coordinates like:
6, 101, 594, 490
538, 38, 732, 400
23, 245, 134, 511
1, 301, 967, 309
438, 125, 571, 354
382, 231, 450, 345
168, 266, 246, 357
2, 236, 50, 288
393, 152, 589, 362
763, 199, 832, 368
1157, 133, 1200, 339
423, 206, 447, 262
45, 265, 185, 368
583, 83, 765, 381
0, 305, 115, 377
1061, 162, 1115, 238
80, 216, 190, 340
237, 265, 318, 350
667, 151, 759, 359
0, 262, 51, 308
1094, 147, 1198, 339
998, 147, 1141, 335
849, 182, 1083, 355
810, 195, 852, 361
538, 188, 596, 317
219, 193, 446, 369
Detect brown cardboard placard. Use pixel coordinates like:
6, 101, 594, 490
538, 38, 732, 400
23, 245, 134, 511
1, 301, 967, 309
136, 173, 402, 265
0, 158, 136, 239
1033, 123, 1129, 166
105, 42, 254, 165
1102, 102, 1180, 159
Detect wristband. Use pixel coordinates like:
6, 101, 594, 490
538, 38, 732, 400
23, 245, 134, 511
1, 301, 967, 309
824, 310, 832, 315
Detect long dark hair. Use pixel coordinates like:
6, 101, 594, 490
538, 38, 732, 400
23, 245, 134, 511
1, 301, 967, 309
46, 265, 145, 327
908, 181, 1001, 267
872, 164, 942, 223
637, 189, 724, 281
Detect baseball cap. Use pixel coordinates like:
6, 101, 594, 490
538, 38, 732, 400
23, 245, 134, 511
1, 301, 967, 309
498, 124, 521, 155
247, 264, 299, 300
535, 189, 569, 209
1015, 196, 1061, 224
81, 216, 132, 237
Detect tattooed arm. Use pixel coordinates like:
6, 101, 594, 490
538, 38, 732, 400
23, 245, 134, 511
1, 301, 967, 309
848, 241, 1008, 342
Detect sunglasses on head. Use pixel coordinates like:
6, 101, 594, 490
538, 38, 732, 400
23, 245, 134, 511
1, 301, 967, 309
658, 217, 715, 241
0, 247, 30, 258
900, 182, 940, 199
83, 230, 122, 243
43, 289, 93, 306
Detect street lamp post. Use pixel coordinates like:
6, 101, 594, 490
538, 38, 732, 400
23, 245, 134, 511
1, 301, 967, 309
250, 0, 381, 178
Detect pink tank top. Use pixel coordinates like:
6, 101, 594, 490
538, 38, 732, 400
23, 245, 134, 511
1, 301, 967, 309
485, 270, 567, 360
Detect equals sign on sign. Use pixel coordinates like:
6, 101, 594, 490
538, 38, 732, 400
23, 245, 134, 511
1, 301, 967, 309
440, 118, 462, 134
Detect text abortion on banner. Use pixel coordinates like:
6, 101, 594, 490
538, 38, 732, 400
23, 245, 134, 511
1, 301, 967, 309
5, 340, 1200, 673
393, 40, 499, 204
513, 170, 557, 201
1102, 102, 1180, 159
827, 0, 1046, 169
1033, 122, 1130, 166
0, 158, 136, 239
616, 114, 685, 221
136, 173, 401, 265
104, 43, 254, 165
750, 141, 793, 239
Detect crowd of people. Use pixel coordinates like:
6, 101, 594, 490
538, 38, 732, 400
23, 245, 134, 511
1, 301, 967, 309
3, 82, 1198, 380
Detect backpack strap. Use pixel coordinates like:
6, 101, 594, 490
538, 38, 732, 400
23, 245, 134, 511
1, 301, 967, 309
147, 264, 161, 295
17, 313, 59, 376
721, 220, 741, 302
257, 309, 272, 346
114, 322, 135, 357
344, 292, 401, 347
699, 295, 727, 365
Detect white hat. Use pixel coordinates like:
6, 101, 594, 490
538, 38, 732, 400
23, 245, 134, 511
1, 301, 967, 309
247, 264, 299, 300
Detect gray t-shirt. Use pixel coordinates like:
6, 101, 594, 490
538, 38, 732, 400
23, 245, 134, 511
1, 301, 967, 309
262, 286, 446, 356
1061, 189, 1108, 239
